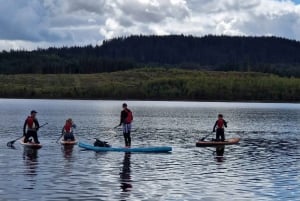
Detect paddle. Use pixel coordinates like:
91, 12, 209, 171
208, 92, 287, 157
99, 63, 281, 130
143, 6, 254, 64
200, 131, 214, 141
7, 122, 48, 147
105, 127, 119, 141
6, 136, 24, 148
56, 133, 64, 143
104, 127, 118, 135
104, 125, 120, 135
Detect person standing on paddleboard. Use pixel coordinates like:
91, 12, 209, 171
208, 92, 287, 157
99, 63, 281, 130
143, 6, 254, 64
23, 110, 40, 144
62, 118, 76, 141
213, 114, 227, 141
118, 103, 133, 147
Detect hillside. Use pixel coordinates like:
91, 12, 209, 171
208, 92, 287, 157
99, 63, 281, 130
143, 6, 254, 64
1, 35, 300, 77
0, 68, 299, 101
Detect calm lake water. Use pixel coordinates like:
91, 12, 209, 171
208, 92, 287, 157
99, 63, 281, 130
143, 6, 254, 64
0, 99, 299, 201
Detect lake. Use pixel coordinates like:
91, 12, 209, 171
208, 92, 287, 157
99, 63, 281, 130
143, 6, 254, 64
0, 99, 299, 201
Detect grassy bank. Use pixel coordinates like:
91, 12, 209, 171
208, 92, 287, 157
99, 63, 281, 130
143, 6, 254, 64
0, 68, 300, 101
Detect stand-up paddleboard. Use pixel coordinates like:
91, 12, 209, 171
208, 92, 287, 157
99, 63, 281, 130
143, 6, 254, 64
196, 138, 240, 147
60, 139, 78, 145
20, 137, 42, 149
79, 142, 172, 153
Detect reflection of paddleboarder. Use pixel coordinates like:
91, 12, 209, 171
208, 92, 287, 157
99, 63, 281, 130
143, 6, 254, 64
215, 145, 225, 162
61, 145, 74, 159
23, 148, 39, 176
120, 152, 132, 192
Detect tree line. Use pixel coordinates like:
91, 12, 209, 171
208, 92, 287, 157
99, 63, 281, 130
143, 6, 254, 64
1, 35, 300, 77
0, 68, 299, 101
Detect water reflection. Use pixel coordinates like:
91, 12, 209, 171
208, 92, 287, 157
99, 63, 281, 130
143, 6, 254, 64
23, 147, 39, 176
23, 148, 39, 190
119, 152, 132, 194
0, 100, 299, 201
61, 145, 75, 160
215, 145, 225, 162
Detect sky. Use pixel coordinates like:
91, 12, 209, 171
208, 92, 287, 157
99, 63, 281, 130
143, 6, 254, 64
0, 0, 300, 51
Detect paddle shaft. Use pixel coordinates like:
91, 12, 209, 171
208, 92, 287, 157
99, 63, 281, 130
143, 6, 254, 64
200, 132, 214, 141
10, 136, 24, 143
56, 134, 64, 143
36, 122, 48, 129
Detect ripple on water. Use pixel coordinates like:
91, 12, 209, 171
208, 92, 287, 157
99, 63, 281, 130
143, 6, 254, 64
0, 100, 299, 200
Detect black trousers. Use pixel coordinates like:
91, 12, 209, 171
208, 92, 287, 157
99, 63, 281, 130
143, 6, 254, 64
216, 128, 225, 141
123, 132, 131, 147
24, 130, 40, 144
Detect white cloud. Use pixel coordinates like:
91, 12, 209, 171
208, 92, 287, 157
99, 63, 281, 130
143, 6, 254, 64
0, 40, 52, 51
0, 0, 300, 50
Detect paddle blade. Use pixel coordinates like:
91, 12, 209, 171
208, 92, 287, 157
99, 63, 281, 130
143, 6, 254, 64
106, 129, 117, 135
7, 140, 15, 147
7, 141, 12, 147
6, 142, 16, 149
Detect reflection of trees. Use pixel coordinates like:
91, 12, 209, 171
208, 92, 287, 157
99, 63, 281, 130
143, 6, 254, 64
120, 152, 132, 192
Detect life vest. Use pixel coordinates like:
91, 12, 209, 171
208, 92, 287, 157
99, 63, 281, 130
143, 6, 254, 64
217, 119, 225, 129
64, 122, 73, 133
26, 116, 36, 129
125, 109, 133, 124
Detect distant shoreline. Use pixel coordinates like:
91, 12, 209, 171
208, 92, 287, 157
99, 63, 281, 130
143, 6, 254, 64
0, 97, 299, 104
1, 68, 300, 102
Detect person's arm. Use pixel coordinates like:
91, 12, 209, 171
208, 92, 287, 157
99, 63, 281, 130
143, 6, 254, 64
119, 111, 127, 126
34, 118, 40, 131
119, 112, 122, 126
213, 121, 217, 132
224, 120, 227, 128
23, 119, 27, 136
61, 127, 65, 135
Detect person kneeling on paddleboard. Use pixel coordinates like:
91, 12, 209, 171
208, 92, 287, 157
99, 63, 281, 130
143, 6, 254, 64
118, 103, 133, 147
62, 118, 76, 141
213, 114, 227, 141
23, 110, 40, 144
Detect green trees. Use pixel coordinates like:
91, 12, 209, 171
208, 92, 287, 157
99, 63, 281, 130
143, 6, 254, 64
1, 35, 300, 76
0, 68, 299, 101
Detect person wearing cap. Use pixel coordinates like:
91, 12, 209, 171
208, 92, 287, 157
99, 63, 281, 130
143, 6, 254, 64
118, 103, 133, 147
23, 110, 40, 144
61, 118, 76, 141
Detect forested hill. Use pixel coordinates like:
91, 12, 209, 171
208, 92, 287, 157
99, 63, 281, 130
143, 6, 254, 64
1, 35, 300, 76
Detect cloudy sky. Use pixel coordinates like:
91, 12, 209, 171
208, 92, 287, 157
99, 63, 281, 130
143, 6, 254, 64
1, 0, 300, 50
